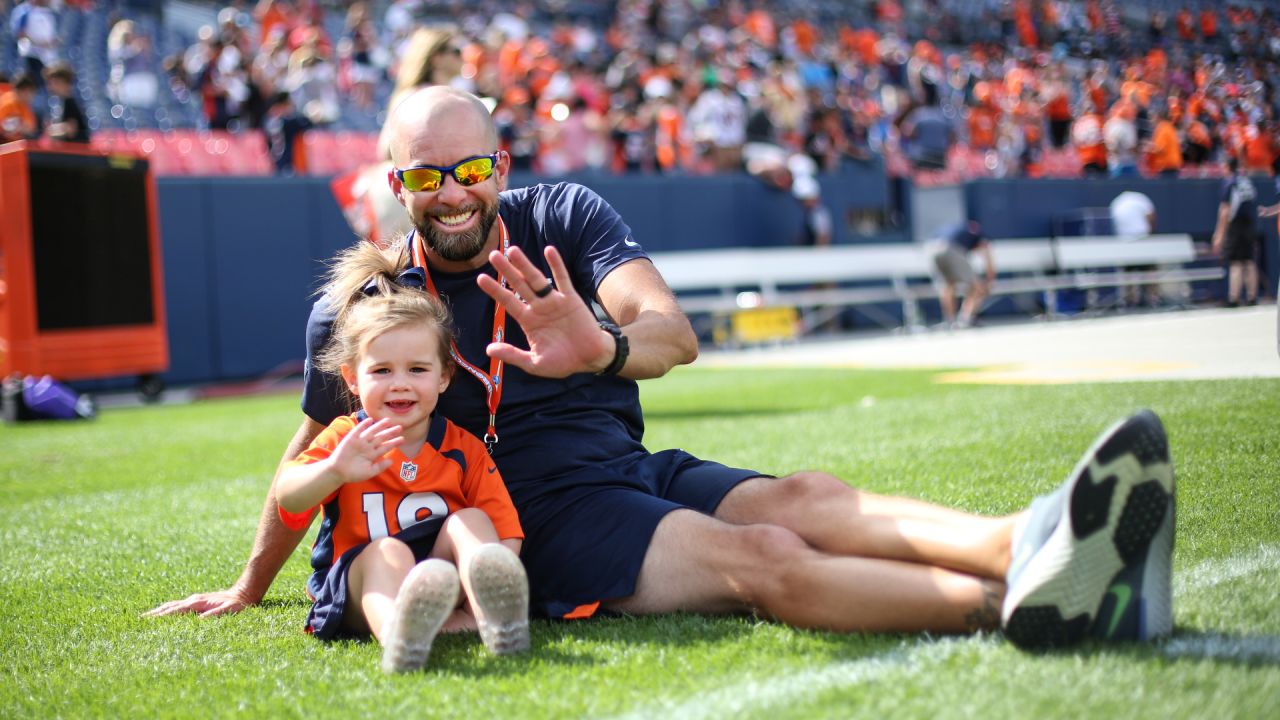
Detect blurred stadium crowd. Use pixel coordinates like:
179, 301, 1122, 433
2, 0, 1279, 182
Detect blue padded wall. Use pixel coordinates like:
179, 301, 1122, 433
150, 167, 1269, 389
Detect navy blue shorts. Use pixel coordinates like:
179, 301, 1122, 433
512, 449, 762, 619
305, 521, 444, 641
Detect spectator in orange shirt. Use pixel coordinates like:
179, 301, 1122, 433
966, 90, 999, 151
0, 72, 39, 143
1243, 123, 1276, 174
1042, 70, 1072, 149
1072, 106, 1108, 176
1144, 105, 1182, 178
1183, 115, 1213, 168
791, 19, 818, 57
254, 0, 297, 50
1014, 0, 1037, 48
1199, 8, 1218, 42
743, 8, 776, 48
852, 27, 879, 66
1222, 112, 1249, 163
1176, 8, 1194, 41
1086, 0, 1104, 32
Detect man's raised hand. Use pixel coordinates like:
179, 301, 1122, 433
477, 245, 613, 378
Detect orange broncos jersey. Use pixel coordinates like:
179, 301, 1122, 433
280, 413, 523, 584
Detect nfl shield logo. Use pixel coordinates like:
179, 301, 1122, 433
400, 462, 418, 483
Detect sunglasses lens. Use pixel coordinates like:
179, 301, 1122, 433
401, 168, 442, 192
453, 157, 495, 186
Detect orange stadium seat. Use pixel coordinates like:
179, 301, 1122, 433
1180, 163, 1228, 179
224, 132, 274, 176
333, 131, 380, 169
302, 131, 343, 176
302, 131, 380, 176
101, 130, 184, 176
1039, 147, 1083, 178
164, 130, 218, 175
948, 146, 995, 180
202, 130, 239, 175
90, 130, 131, 153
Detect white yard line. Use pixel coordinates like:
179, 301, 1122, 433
603, 638, 974, 720
1161, 633, 1280, 663
1174, 544, 1280, 597
1162, 544, 1280, 663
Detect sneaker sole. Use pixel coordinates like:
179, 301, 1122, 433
1090, 489, 1175, 641
381, 559, 461, 674
1003, 410, 1174, 650
469, 545, 530, 656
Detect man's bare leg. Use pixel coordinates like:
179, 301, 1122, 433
715, 473, 1016, 581
939, 284, 958, 324
958, 280, 988, 325
605, 509, 1002, 634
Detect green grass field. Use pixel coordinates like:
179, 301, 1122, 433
3, 367, 1278, 718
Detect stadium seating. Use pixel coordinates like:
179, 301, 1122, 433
7, 0, 1261, 185
1039, 148, 1085, 179
90, 128, 274, 176
302, 130, 379, 177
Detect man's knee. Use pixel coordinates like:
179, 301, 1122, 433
720, 472, 858, 525
725, 523, 815, 610
780, 471, 855, 499
765, 472, 859, 513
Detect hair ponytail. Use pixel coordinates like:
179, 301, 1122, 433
319, 239, 414, 321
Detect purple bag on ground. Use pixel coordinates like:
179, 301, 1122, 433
21, 375, 96, 420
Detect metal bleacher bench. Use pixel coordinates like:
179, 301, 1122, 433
648, 234, 1224, 336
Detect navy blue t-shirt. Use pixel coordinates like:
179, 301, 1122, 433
943, 221, 985, 251
1220, 174, 1257, 227
303, 183, 650, 502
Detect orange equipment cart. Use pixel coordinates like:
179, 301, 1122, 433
0, 141, 168, 395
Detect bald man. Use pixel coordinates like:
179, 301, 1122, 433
151, 87, 1176, 650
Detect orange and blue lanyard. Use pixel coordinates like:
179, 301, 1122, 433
410, 218, 509, 450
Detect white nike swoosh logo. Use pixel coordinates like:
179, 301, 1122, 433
624, 237, 639, 247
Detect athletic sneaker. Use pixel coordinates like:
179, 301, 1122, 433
381, 559, 461, 674
468, 544, 531, 655
1089, 482, 1175, 642
1002, 410, 1175, 650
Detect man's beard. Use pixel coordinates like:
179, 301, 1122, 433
414, 200, 499, 263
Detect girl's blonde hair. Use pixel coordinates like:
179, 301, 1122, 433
316, 241, 455, 399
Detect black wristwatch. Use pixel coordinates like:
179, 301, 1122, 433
596, 320, 630, 376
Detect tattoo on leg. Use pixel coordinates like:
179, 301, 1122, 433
963, 581, 1002, 632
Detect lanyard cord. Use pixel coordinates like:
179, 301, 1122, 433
410, 219, 509, 451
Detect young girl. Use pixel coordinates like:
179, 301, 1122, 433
276, 242, 528, 673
